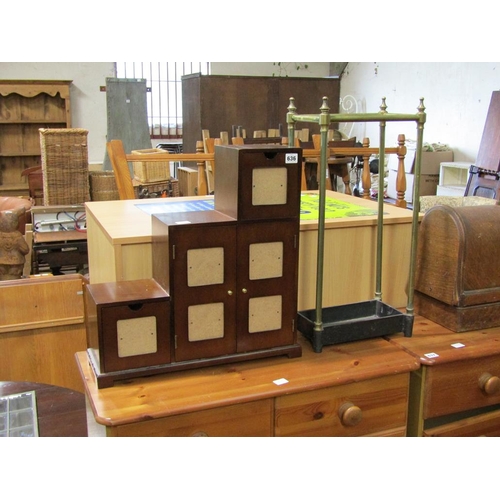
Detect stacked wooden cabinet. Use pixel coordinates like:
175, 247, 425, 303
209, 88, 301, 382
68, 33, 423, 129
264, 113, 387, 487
85, 144, 303, 388
152, 145, 303, 365
0, 80, 71, 198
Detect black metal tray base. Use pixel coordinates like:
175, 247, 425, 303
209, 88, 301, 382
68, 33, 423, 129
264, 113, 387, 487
297, 300, 413, 353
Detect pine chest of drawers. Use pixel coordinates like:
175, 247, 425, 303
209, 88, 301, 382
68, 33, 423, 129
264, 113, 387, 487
389, 316, 500, 436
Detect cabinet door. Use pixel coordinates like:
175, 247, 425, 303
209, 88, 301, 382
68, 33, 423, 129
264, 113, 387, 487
236, 220, 299, 352
170, 224, 237, 362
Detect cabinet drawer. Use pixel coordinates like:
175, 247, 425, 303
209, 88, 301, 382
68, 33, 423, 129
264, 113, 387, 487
275, 374, 410, 437
424, 407, 500, 437
424, 355, 500, 419
108, 399, 273, 437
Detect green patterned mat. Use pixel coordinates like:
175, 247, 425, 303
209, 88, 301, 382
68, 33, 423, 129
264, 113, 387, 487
300, 193, 378, 220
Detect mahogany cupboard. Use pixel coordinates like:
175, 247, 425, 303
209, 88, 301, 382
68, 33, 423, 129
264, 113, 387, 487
181, 74, 340, 153
152, 145, 303, 365
83, 145, 303, 388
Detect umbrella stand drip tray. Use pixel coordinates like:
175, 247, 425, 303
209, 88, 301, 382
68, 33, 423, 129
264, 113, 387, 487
297, 300, 413, 352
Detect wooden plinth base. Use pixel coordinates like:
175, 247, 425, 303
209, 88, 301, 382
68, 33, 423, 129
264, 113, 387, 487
414, 290, 500, 332
87, 344, 302, 389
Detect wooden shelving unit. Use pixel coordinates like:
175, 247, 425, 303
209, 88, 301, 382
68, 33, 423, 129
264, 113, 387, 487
0, 80, 72, 197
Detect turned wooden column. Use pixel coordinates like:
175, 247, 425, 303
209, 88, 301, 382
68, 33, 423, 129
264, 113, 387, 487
361, 138, 372, 199
395, 134, 407, 208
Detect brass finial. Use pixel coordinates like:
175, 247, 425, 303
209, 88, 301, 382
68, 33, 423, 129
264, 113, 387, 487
418, 98, 425, 114
379, 97, 387, 114
320, 96, 329, 114
288, 97, 296, 114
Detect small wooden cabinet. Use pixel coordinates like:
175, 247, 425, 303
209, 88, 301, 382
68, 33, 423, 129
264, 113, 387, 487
83, 145, 303, 387
0, 80, 72, 197
149, 145, 303, 371
389, 317, 500, 436
84, 279, 171, 380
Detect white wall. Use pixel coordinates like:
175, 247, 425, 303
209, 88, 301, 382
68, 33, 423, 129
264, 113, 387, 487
0, 62, 116, 166
340, 62, 500, 162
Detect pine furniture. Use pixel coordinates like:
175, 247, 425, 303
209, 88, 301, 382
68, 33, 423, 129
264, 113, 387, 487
0, 80, 72, 197
77, 334, 419, 437
389, 317, 500, 436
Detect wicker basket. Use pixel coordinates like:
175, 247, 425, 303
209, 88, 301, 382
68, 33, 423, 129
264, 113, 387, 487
133, 178, 180, 199
39, 128, 90, 206
89, 171, 119, 201
132, 148, 170, 183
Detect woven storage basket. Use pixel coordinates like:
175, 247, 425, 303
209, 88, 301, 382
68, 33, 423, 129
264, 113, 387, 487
40, 128, 90, 205
133, 178, 180, 198
132, 148, 170, 183
89, 171, 119, 201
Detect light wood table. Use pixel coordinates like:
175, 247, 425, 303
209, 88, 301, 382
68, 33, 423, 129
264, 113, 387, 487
85, 191, 417, 309
77, 335, 419, 437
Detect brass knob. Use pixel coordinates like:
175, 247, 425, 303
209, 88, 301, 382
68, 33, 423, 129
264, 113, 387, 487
338, 402, 363, 427
242, 288, 248, 294
479, 373, 500, 395
227, 290, 233, 296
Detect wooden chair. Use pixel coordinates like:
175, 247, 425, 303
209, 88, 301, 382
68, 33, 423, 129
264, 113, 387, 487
21, 166, 44, 205
202, 129, 226, 194
231, 136, 244, 145
106, 140, 135, 200
312, 135, 356, 194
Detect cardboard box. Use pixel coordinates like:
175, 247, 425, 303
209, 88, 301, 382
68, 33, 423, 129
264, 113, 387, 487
388, 150, 454, 175
387, 169, 439, 203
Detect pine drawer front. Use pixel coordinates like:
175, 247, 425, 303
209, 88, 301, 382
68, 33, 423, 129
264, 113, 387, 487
274, 374, 410, 437
423, 355, 500, 419
107, 399, 273, 437
424, 407, 500, 437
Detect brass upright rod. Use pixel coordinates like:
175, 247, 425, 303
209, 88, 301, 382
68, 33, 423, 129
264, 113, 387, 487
375, 98, 387, 300
406, 98, 427, 314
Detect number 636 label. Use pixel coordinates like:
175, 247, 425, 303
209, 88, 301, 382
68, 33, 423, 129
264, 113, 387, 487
285, 153, 299, 164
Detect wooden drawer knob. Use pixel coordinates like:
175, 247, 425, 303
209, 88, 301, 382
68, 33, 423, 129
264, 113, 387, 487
479, 373, 500, 395
338, 402, 363, 427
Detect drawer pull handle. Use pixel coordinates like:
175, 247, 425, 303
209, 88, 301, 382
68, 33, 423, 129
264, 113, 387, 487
338, 402, 363, 427
191, 431, 209, 437
479, 373, 500, 395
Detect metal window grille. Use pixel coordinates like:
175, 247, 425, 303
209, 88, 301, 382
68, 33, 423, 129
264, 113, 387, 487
115, 62, 210, 139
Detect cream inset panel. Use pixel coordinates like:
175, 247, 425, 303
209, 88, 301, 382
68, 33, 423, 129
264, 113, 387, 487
249, 242, 283, 280
117, 316, 158, 357
188, 303, 224, 341
187, 247, 224, 287
252, 167, 287, 206
248, 295, 282, 333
